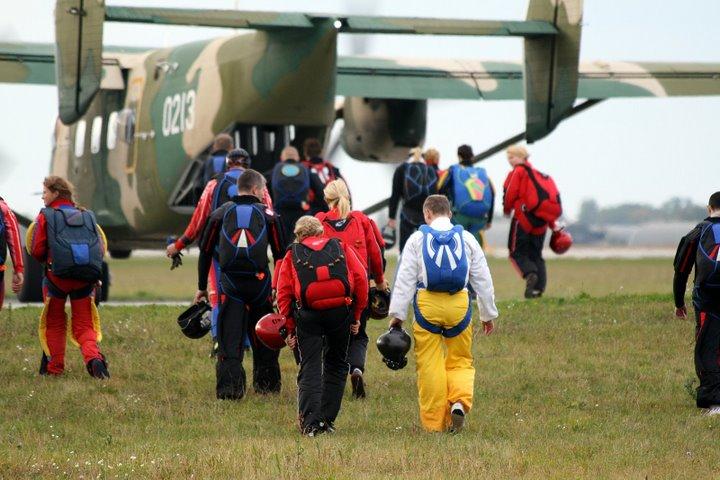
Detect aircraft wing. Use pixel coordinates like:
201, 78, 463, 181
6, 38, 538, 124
0, 42, 56, 85
336, 56, 720, 101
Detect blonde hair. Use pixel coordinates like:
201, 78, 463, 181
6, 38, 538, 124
43, 176, 75, 202
408, 147, 424, 163
506, 144, 529, 159
423, 148, 440, 167
294, 216, 324, 241
323, 179, 351, 219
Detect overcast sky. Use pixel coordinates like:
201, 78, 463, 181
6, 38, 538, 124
1, 0, 719, 219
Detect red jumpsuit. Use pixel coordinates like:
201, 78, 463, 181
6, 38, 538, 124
173, 169, 274, 309
0, 198, 24, 308
27, 199, 106, 375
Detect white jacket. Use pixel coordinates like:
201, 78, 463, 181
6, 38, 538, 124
389, 216, 499, 323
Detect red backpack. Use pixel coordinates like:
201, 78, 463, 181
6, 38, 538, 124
521, 164, 562, 224
291, 238, 352, 311
318, 212, 368, 266
303, 159, 338, 186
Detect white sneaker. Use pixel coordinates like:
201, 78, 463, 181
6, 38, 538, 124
705, 405, 720, 416
449, 402, 465, 434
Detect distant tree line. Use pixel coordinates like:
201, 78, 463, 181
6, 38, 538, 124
577, 197, 707, 225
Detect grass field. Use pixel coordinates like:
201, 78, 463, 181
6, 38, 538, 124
0, 295, 709, 478
3, 258, 713, 478
99, 255, 673, 302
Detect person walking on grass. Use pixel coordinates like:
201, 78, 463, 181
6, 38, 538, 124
503, 145, 562, 299
195, 169, 287, 399
0, 195, 24, 307
276, 216, 368, 436
673, 191, 720, 414
388, 195, 497, 433
316, 179, 388, 399
27, 176, 109, 379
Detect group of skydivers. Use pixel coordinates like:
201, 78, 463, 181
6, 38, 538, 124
0, 133, 718, 434
168, 135, 570, 435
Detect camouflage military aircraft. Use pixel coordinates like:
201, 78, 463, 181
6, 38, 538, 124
1, 0, 719, 300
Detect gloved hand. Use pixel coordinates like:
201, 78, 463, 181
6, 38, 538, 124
170, 252, 183, 270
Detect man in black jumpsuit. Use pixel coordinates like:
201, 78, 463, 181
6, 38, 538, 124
673, 191, 720, 412
196, 169, 287, 399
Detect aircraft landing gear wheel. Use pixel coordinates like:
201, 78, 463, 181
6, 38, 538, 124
109, 249, 131, 259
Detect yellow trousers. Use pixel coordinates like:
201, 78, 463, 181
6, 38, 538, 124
413, 289, 474, 432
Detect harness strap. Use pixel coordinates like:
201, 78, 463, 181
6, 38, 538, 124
412, 292, 472, 338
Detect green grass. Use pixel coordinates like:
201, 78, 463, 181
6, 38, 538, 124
97, 255, 673, 302
0, 291, 714, 478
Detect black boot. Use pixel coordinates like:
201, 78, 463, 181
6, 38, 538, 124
87, 356, 110, 380
216, 358, 246, 400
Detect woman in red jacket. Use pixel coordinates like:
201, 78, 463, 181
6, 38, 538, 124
315, 179, 387, 399
276, 216, 368, 436
502, 145, 550, 299
26, 176, 109, 379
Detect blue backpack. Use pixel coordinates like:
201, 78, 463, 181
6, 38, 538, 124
272, 162, 310, 209
43, 206, 103, 282
697, 222, 720, 288
203, 153, 227, 184
212, 169, 244, 210
419, 224, 468, 294
450, 164, 493, 219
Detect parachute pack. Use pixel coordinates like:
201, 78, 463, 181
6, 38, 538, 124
292, 238, 351, 311
419, 224, 469, 294
403, 163, 437, 207
303, 159, 337, 186
319, 212, 368, 264
218, 204, 269, 276
697, 221, 720, 288
43, 206, 103, 282
212, 169, 244, 209
520, 164, 562, 224
450, 164, 493, 220
272, 162, 310, 209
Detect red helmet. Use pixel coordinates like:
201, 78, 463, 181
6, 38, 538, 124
255, 313, 289, 350
550, 229, 573, 255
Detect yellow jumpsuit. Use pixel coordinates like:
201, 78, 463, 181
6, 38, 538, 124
413, 289, 474, 432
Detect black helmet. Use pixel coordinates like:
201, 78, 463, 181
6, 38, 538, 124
226, 148, 251, 166
381, 224, 396, 249
376, 326, 411, 370
369, 287, 390, 320
177, 301, 212, 339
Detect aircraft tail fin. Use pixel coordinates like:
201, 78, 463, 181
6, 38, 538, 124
524, 0, 584, 142
54, 0, 105, 124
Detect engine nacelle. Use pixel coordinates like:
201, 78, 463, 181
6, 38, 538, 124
340, 98, 427, 162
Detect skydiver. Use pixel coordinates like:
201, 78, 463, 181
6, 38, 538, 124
438, 144, 495, 249
194, 169, 287, 398
673, 191, 720, 414
27, 176, 109, 379
202, 133, 234, 185
302, 137, 346, 215
167, 149, 273, 350
388, 195, 497, 433
316, 179, 388, 399
275, 216, 368, 436
503, 145, 562, 299
387, 147, 438, 252
0, 196, 24, 307
270, 146, 327, 249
